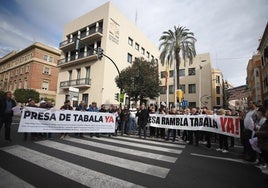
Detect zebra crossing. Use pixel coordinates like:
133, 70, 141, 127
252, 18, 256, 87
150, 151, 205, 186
0, 135, 186, 188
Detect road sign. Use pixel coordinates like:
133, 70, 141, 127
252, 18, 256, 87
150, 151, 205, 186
182, 100, 188, 107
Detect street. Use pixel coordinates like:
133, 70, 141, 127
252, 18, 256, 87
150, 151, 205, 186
0, 116, 267, 188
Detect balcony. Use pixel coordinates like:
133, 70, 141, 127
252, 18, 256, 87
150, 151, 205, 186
58, 50, 97, 68
60, 78, 91, 89
59, 27, 103, 51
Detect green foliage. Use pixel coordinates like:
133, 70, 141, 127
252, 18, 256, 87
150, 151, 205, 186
14, 89, 40, 104
115, 58, 160, 102
159, 25, 197, 89
0, 90, 5, 99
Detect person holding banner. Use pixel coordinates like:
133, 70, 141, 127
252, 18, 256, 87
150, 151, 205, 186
0, 91, 16, 142
137, 103, 149, 139
88, 102, 100, 138
216, 109, 229, 153
166, 107, 177, 142
75, 100, 87, 138
60, 100, 73, 139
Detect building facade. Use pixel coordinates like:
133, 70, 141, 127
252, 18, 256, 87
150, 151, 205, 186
211, 69, 224, 109
158, 53, 214, 109
0, 42, 60, 100
56, 2, 160, 108
246, 54, 263, 105
257, 23, 268, 108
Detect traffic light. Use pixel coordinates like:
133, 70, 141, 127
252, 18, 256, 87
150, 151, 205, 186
74, 39, 80, 51
97, 47, 104, 60
119, 93, 124, 103
114, 93, 119, 101
177, 89, 184, 102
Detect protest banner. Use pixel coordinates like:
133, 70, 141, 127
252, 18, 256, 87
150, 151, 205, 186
148, 114, 240, 138
18, 107, 115, 133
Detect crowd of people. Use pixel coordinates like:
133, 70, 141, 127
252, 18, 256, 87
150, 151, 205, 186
0, 91, 267, 175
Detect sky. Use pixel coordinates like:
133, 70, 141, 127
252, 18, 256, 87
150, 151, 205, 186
0, 0, 267, 87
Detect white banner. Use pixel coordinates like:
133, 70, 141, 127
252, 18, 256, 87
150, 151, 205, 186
18, 107, 115, 133
149, 114, 240, 138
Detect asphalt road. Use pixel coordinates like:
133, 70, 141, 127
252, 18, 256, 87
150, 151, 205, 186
0, 116, 267, 188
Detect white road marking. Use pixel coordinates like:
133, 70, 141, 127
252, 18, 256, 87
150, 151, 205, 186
190, 153, 248, 164
36, 140, 170, 178
84, 135, 182, 154
116, 136, 186, 148
1, 145, 144, 188
0, 167, 35, 188
66, 137, 177, 163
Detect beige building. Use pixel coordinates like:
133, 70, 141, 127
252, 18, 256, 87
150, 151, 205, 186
211, 69, 224, 108
159, 53, 217, 109
0, 42, 60, 100
257, 23, 268, 108
246, 54, 263, 105
56, 2, 159, 108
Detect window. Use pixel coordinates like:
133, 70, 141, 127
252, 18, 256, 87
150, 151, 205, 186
26, 65, 30, 72
19, 81, 22, 89
216, 75, 221, 84
43, 67, 50, 74
49, 56, 54, 63
160, 71, 166, 78
146, 51, 150, 58
169, 70, 174, 77
179, 84, 186, 93
188, 68, 196, 76
16, 69, 19, 75
77, 68, 81, 79
20, 67, 24, 74
216, 97, 221, 105
179, 69, 185, 76
169, 85, 174, 94
69, 70, 72, 80
255, 70, 259, 77
43, 55, 48, 61
216, 86, 221, 94
141, 47, 145, 55
189, 102, 196, 108
128, 37, 133, 46
41, 80, 49, 90
151, 55, 154, 60
127, 53, 133, 63
188, 84, 196, 93
135, 43, 139, 50
86, 67, 91, 79
24, 80, 28, 88
160, 86, 166, 94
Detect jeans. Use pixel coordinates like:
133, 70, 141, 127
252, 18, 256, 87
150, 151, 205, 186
121, 120, 128, 135
128, 117, 136, 133
138, 123, 147, 138
0, 114, 12, 140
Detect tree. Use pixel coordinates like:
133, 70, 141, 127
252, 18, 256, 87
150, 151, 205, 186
0, 90, 5, 99
159, 25, 197, 105
14, 89, 40, 104
115, 58, 160, 103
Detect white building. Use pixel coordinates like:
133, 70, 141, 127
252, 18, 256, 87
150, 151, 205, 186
56, 2, 159, 108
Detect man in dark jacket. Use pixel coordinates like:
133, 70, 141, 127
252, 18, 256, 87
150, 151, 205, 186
137, 103, 149, 139
0, 91, 16, 142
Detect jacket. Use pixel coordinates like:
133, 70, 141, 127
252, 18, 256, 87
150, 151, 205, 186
0, 97, 16, 117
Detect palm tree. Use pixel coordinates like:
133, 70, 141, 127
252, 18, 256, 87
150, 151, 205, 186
159, 25, 197, 107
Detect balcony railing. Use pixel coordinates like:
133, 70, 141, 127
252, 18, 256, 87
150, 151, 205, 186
59, 27, 103, 48
60, 78, 91, 88
58, 50, 95, 66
